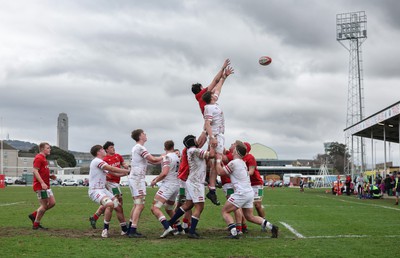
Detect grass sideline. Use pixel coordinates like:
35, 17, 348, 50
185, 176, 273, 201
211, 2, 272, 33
1, 186, 399, 258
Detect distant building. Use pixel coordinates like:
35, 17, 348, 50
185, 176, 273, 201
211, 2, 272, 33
0, 142, 60, 177
249, 143, 319, 178
57, 113, 68, 151
0, 141, 18, 176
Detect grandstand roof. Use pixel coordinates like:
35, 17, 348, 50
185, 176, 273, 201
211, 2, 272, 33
344, 101, 400, 143
249, 143, 278, 160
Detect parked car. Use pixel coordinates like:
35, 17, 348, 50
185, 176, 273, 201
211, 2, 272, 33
62, 179, 79, 186
5, 177, 14, 185
14, 178, 27, 185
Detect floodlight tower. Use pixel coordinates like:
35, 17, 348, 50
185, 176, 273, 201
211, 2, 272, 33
336, 11, 367, 178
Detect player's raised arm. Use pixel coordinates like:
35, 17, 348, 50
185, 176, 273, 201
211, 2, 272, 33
196, 130, 208, 148
213, 66, 234, 97
207, 59, 231, 92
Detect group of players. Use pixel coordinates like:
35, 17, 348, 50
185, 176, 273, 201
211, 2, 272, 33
28, 59, 279, 239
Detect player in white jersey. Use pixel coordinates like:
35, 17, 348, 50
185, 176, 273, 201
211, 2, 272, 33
150, 140, 180, 238
88, 145, 129, 238
127, 129, 163, 238
168, 134, 215, 239
216, 141, 279, 239
202, 66, 234, 206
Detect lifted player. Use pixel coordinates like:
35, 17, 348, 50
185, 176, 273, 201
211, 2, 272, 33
202, 65, 234, 206
191, 59, 231, 205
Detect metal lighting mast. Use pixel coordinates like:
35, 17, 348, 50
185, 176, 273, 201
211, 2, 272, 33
336, 11, 367, 178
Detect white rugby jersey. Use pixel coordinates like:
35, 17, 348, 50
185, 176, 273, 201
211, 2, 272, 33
204, 103, 225, 135
130, 143, 150, 177
223, 159, 253, 195
187, 147, 208, 184
89, 157, 108, 189
161, 152, 180, 185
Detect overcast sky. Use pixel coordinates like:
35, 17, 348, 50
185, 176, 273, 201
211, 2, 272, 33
1, 0, 400, 165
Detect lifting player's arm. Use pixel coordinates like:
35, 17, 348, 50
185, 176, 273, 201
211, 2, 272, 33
215, 159, 226, 176
207, 59, 231, 92
204, 119, 217, 147
248, 166, 256, 176
197, 130, 208, 148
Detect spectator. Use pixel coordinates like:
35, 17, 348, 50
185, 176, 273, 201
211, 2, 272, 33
384, 174, 392, 196
345, 175, 351, 196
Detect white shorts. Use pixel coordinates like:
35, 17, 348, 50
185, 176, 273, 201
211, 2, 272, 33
208, 134, 225, 154
252, 185, 264, 201
89, 189, 114, 205
222, 183, 234, 197
156, 183, 179, 202
128, 177, 146, 197
106, 181, 122, 196
186, 182, 205, 203
36, 189, 54, 200
228, 191, 254, 209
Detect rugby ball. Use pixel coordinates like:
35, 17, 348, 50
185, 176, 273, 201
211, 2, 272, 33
259, 56, 272, 66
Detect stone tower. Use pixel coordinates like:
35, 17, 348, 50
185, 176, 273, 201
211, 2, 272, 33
57, 113, 68, 151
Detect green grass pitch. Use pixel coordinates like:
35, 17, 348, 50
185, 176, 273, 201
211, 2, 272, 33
1, 186, 399, 257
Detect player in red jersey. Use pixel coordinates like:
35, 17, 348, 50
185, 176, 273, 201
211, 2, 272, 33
191, 59, 231, 206
89, 141, 130, 234
243, 142, 266, 219
28, 142, 57, 230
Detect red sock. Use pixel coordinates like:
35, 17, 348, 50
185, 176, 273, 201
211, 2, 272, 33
32, 211, 38, 218
236, 225, 243, 232
243, 224, 247, 230
33, 221, 40, 227
183, 218, 189, 224
93, 214, 99, 220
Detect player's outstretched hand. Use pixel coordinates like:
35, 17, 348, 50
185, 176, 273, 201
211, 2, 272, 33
224, 66, 234, 77
222, 59, 231, 70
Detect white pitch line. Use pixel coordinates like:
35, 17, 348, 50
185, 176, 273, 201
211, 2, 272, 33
306, 235, 368, 239
280, 221, 305, 238
317, 195, 400, 211
0, 201, 24, 207
244, 234, 400, 240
